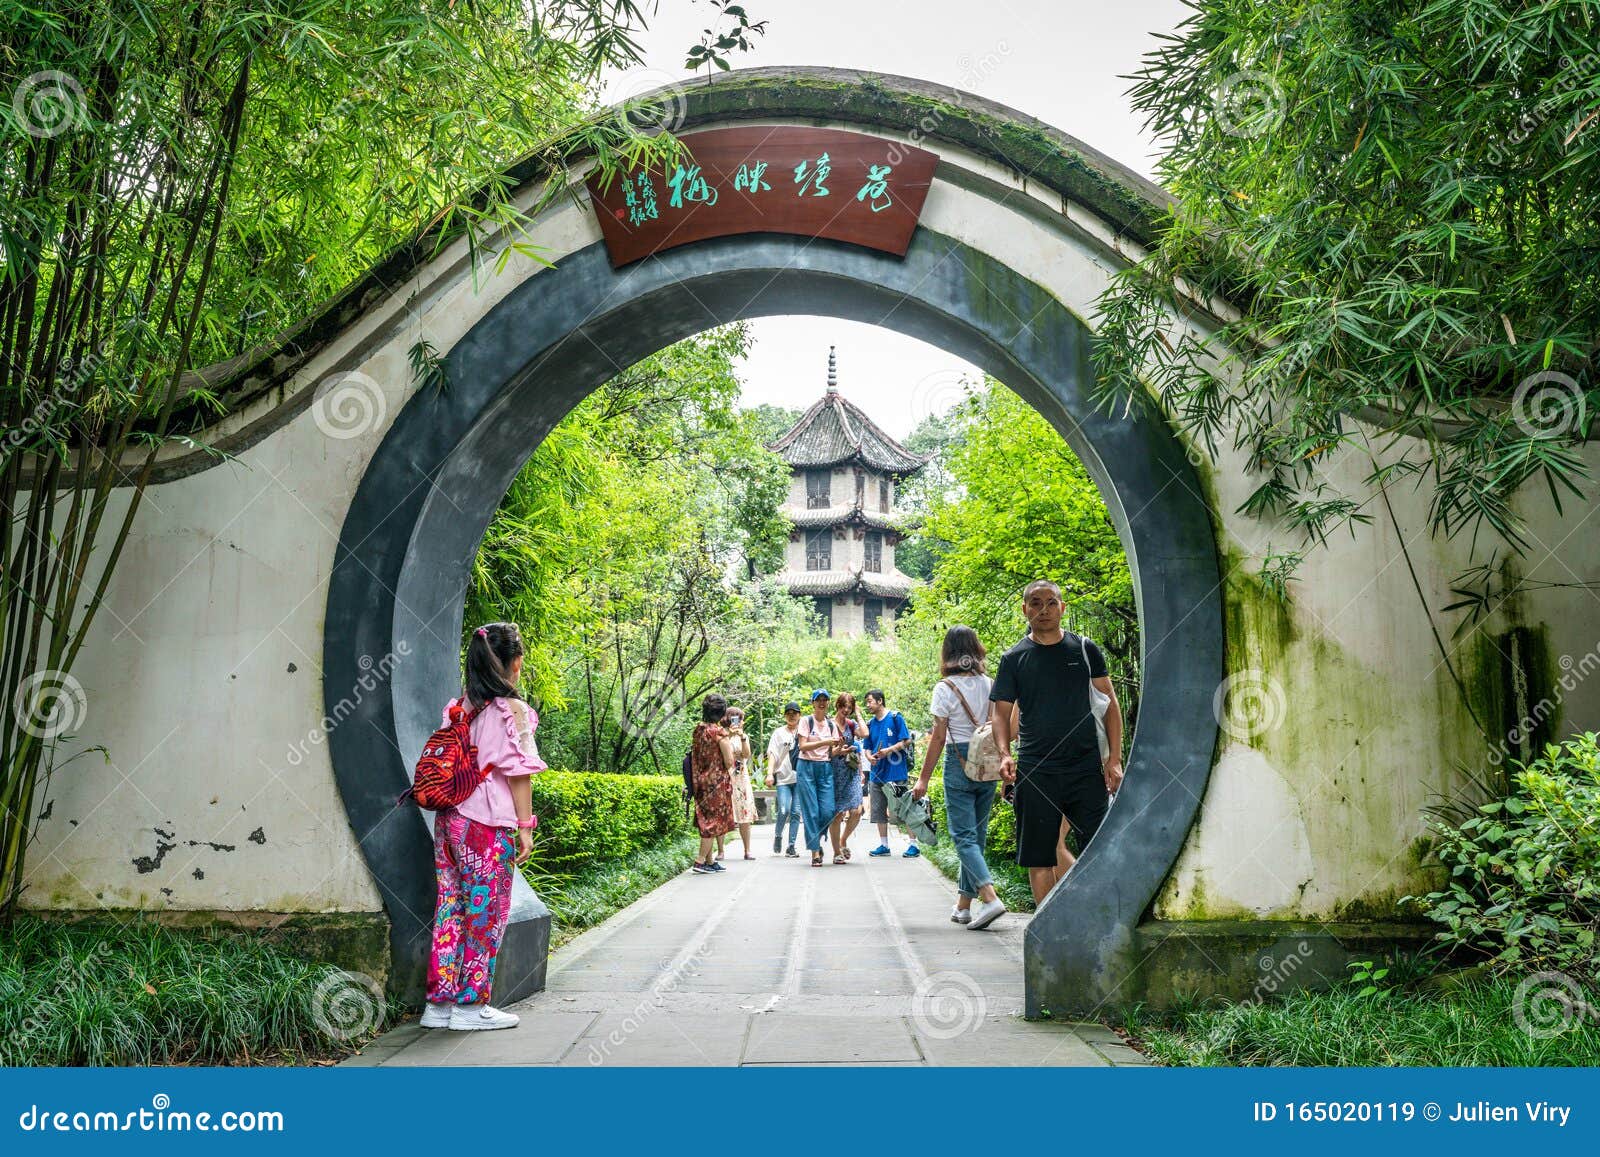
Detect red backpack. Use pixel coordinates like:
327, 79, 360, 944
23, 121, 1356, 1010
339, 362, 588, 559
399, 699, 488, 810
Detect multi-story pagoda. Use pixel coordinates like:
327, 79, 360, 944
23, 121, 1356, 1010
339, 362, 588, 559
768, 348, 929, 637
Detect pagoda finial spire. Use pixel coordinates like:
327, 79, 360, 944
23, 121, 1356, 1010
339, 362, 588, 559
826, 345, 837, 392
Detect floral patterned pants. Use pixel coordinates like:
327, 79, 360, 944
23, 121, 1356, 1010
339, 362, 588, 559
427, 811, 516, 1005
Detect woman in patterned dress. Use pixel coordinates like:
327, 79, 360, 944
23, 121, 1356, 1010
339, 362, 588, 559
690, 694, 736, 874
721, 706, 759, 859
828, 691, 866, 863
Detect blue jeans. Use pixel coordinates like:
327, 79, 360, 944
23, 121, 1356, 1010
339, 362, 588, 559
942, 743, 996, 897
773, 781, 801, 846
794, 758, 835, 852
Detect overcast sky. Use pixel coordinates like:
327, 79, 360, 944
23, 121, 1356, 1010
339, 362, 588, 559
602, 0, 1188, 437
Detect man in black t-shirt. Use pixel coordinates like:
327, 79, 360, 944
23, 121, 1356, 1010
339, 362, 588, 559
990, 579, 1124, 905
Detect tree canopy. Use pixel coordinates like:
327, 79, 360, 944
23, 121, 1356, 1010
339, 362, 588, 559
1095, 0, 1600, 590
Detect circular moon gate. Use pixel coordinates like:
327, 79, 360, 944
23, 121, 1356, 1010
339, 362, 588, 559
324, 228, 1223, 1014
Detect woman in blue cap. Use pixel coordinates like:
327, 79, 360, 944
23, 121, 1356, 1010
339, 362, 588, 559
793, 689, 842, 866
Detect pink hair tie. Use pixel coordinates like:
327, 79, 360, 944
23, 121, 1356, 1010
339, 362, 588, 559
475, 626, 488, 638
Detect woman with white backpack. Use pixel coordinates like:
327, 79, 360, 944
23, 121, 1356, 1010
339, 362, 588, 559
911, 625, 1007, 931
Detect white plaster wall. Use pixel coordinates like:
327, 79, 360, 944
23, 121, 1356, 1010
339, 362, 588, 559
24, 114, 1600, 927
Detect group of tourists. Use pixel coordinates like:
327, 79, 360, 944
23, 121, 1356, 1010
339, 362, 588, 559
684, 577, 1126, 934
413, 576, 1124, 1031
687, 685, 917, 872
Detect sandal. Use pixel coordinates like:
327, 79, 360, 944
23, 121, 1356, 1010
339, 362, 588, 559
743, 853, 756, 860
811, 851, 824, 867
843, 846, 852, 860
833, 853, 847, 864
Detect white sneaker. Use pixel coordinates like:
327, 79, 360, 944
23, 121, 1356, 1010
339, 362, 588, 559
950, 906, 971, 925
449, 1003, 520, 1031
967, 898, 1007, 930
420, 1001, 454, 1028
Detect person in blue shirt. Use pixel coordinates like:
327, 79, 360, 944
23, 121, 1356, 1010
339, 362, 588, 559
863, 690, 918, 857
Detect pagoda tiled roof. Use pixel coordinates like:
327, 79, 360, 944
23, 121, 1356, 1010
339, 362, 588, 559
775, 568, 919, 599
783, 503, 912, 532
769, 389, 929, 476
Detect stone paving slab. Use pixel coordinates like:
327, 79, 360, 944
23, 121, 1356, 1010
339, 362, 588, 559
560, 1011, 752, 1067
375, 1010, 596, 1066
350, 822, 1138, 1067
745, 1013, 922, 1064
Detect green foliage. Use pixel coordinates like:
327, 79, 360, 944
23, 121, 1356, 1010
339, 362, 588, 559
1095, 0, 1600, 575
895, 397, 972, 582
1347, 959, 1394, 1001
526, 771, 689, 872
539, 833, 700, 946
465, 325, 799, 761
471, 359, 1130, 777
1408, 733, 1600, 979
0, 916, 396, 1065
1125, 976, 1600, 1067
515, 772, 698, 946
901, 382, 1139, 716
0, 0, 758, 914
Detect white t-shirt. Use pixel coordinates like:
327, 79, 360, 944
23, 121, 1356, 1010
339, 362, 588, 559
767, 724, 799, 785
930, 673, 994, 744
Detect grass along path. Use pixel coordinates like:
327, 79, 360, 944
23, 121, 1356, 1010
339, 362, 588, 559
529, 833, 700, 950
1125, 976, 1600, 1066
0, 916, 397, 1065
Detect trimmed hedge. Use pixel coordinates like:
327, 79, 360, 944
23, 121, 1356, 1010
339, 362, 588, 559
528, 771, 688, 871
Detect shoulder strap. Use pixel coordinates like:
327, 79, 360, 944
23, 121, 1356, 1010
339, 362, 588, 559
940, 678, 982, 728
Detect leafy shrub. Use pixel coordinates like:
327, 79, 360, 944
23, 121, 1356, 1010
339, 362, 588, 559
526, 770, 689, 872
1408, 732, 1599, 979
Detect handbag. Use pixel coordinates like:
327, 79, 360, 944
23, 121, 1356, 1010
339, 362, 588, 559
1081, 635, 1111, 761
940, 678, 1004, 783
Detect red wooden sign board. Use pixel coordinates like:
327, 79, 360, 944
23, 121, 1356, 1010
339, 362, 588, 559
585, 126, 939, 268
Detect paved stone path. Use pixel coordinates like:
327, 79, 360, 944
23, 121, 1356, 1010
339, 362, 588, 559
346, 822, 1150, 1067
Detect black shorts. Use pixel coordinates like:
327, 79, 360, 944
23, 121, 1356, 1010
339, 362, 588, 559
1011, 766, 1108, 868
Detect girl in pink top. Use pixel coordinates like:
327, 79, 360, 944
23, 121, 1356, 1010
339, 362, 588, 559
422, 622, 546, 1032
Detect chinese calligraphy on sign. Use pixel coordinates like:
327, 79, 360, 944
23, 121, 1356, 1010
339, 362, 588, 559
734, 161, 771, 193
855, 164, 893, 212
586, 126, 938, 268
668, 163, 718, 208
623, 172, 658, 227
793, 152, 831, 196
